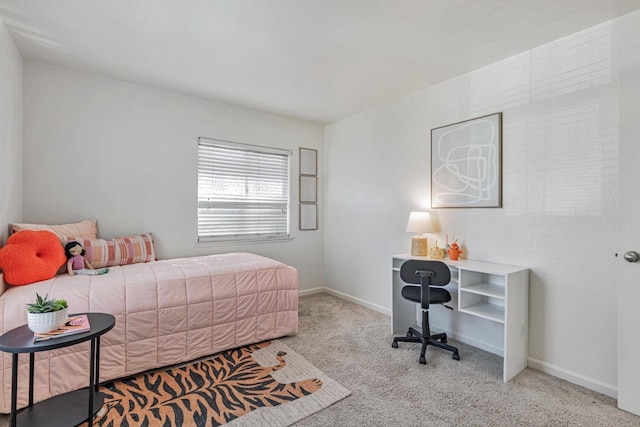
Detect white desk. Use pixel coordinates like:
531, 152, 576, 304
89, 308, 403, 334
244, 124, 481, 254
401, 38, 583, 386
392, 254, 529, 382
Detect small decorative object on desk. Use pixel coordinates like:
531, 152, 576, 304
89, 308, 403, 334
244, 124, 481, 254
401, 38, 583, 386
429, 241, 446, 259
443, 234, 450, 258
448, 240, 463, 260
33, 314, 91, 342
26, 293, 69, 333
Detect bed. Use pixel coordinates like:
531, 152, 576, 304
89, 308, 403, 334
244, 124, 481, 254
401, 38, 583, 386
0, 252, 299, 413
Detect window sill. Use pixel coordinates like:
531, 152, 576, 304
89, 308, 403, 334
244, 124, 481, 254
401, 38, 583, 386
196, 236, 294, 247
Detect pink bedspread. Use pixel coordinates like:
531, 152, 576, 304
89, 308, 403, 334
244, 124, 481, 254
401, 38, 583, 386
0, 252, 298, 413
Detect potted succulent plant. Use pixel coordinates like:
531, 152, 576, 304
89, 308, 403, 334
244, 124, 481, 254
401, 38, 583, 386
26, 293, 69, 333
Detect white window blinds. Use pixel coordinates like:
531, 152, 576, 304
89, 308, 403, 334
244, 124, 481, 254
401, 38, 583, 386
197, 137, 291, 242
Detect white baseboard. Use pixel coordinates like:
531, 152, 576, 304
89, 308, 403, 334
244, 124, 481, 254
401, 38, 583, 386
299, 287, 391, 316
527, 357, 617, 399
305, 288, 619, 399
298, 287, 326, 297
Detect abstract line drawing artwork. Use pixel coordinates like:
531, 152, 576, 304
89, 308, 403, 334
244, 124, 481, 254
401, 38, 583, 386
431, 113, 502, 208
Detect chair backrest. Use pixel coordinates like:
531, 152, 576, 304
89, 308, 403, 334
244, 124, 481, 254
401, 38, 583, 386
400, 260, 451, 287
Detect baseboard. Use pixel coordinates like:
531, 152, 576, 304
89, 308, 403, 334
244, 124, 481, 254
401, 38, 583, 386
527, 357, 617, 399
308, 287, 619, 399
298, 287, 326, 297
299, 287, 391, 316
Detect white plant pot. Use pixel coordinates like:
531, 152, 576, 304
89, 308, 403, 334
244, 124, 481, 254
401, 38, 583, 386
27, 307, 69, 333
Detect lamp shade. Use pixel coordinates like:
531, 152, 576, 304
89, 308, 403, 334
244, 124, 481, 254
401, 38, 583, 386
406, 211, 433, 234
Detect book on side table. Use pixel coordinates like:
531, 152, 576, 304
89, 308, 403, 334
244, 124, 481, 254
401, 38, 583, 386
33, 314, 91, 342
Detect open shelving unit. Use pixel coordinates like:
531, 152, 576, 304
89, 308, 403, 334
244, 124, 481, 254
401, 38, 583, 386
458, 270, 506, 323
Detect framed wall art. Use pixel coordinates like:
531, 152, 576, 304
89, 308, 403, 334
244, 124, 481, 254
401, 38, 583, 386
300, 175, 317, 203
431, 112, 502, 208
299, 148, 317, 176
299, 147, 318, 230
299, 203, 317, 230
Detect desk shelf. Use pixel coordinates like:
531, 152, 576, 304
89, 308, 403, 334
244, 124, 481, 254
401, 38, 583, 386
459, 302, 505, 323
461, 282, 504, 299
459, 270, 508, 323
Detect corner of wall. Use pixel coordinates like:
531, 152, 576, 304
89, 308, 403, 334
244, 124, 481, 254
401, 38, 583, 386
0, 17, 24, 245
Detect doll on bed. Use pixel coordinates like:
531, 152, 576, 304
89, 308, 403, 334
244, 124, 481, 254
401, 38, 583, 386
64, 241, 109, 276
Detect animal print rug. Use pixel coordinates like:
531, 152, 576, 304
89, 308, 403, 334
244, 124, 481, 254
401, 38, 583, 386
91, 340, 350, 426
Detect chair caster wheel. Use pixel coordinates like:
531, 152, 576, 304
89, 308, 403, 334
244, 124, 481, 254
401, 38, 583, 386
453, 354, 460, 361
392, 341, 398, 348
419, 357, 427, 364
406, 331, 413, 337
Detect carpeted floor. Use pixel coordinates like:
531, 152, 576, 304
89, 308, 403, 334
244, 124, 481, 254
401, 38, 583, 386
283, 293, 640, 426
1, 292, 639, 426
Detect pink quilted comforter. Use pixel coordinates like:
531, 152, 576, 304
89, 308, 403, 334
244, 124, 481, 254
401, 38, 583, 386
0, 252, 298, 413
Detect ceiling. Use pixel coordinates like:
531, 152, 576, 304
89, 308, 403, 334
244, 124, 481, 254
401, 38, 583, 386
1, 1, 640, 124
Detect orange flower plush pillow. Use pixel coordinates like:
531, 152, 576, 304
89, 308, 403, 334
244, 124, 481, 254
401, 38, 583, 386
0, 230, 66, 286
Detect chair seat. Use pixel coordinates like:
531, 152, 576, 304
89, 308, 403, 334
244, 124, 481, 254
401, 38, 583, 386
401, 285, 451, 305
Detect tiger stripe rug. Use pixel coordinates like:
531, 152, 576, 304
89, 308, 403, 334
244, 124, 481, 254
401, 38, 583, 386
91, 340, 350, 427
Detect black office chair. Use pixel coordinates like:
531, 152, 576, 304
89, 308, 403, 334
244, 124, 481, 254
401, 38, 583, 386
392, 260, 460, 364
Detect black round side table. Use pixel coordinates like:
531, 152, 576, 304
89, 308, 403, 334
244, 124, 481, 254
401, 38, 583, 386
0, 313, 115, 427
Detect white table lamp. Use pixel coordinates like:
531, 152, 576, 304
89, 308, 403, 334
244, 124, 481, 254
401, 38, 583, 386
406, 211, 432, 256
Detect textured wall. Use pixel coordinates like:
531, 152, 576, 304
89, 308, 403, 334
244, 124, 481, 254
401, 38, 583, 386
324, 10, 640, 395
0, 18, 22, 245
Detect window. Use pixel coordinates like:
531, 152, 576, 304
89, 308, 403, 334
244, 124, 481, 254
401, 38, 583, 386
197, 137, 291, 242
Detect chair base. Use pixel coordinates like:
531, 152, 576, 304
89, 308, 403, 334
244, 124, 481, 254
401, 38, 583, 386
392, 327, 460, 364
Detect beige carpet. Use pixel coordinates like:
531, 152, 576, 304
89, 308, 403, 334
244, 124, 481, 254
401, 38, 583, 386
282, 293, 640, 426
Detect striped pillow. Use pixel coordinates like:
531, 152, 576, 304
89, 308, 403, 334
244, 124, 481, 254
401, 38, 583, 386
66, 233, 155, 269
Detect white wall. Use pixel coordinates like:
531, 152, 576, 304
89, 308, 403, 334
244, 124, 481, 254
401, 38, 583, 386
0, 18, 22, 245
324, 10, 640, 396
22, 62, 324, 290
